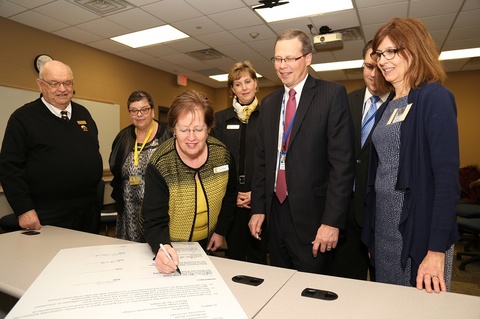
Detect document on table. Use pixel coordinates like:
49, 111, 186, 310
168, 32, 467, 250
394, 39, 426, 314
6, 242, 247, 319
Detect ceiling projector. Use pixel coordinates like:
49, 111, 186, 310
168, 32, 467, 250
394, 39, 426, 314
313, 33, 343, 52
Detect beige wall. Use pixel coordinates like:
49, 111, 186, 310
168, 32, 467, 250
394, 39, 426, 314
1, 16, 479, 168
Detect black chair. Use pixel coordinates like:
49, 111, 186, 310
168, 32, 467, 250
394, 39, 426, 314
97, 180, 117, 236
456, 218, 480, 270
455, 201, 480, 270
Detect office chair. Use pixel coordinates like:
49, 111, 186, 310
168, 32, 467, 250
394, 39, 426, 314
456, 217, 480, 270
455, 198, 480, 270
97, 180, 117, 236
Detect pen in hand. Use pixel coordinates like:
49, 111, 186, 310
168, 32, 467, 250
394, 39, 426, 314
159, 244, 182, 275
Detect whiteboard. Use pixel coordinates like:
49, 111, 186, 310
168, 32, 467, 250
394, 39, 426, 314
0, 86, 119, 170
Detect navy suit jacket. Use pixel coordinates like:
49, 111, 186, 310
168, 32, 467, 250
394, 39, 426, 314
251, 75, 354, 244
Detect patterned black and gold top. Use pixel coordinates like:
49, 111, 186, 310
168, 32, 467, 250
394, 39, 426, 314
142, 135, 237, 253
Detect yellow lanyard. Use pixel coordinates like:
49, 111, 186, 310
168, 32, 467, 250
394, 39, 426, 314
134, 122, 154, 166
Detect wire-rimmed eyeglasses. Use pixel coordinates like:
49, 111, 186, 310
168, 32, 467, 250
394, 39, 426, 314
128, 107, 152, 116
270, 54, 307, 64
370, 48, 403, 62
40, 78, 74, 88
175, 126, 207, 136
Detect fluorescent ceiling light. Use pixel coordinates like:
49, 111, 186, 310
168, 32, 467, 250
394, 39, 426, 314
111, 25, 189, 48
254, 0, 353, 23
209, 73, 263, 82
311, 59, 363, 72
439, 47, 480, 60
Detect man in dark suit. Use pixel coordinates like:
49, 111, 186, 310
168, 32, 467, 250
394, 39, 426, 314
331, 40, 388, 280
248, 29, 354, 274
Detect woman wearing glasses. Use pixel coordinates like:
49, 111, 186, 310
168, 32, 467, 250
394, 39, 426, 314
362, 18, 459, 293
109, 91, 166, 242
142, 89, 236, 274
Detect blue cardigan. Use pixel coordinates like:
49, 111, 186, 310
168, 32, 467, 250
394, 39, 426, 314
362, 82, 460, 285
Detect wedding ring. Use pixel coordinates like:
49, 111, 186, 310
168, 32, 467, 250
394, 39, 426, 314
432, 274, 438, 278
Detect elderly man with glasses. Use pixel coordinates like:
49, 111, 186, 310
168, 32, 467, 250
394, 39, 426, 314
0, 60, 103, 234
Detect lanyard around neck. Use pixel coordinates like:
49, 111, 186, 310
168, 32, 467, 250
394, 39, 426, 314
134, 121, 154, 166
281, 94, 296, 151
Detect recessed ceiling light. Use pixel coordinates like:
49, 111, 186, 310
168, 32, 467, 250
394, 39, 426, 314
209, 73, 263, 82
254, 0, 353, 23
111, 25, 189, 48
310, 60, 363, 72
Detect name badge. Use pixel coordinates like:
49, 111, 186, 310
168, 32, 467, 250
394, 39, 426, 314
227, 124, 240, 130
387, 103, 412, 125
278, 151, 287, 171
129, 175, 142, 185
213, 165, 229, 174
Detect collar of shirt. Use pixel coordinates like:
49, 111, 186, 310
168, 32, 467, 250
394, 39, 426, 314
42, 97, 72, 119
283, 74, 308, 109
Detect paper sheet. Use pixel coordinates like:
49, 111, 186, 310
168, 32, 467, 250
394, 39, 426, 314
6, 242, 247, 319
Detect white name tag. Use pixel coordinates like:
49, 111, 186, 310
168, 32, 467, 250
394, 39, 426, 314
227, 124, 240, 130
387, 103, 412, 125
213, 165, 229, 174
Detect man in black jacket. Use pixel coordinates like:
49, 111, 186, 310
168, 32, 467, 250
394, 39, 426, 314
0, 60, 103, 233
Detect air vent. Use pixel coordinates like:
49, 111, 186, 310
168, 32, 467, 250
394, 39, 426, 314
335, 26, 363, 41
67, 0, 134, 16
186, 49, 224, 61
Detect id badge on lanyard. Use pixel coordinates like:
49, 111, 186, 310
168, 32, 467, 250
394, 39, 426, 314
278, 151, 287, 171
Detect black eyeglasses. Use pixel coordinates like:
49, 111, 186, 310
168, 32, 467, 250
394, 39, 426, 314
40, 78, 74, 88
128, 107, 152, 116
271, 54, 307, 64
370, 48, 403, 62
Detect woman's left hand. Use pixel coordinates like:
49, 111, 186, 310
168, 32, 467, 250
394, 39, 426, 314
206, 233, 224, 251
416, 250, 446, 293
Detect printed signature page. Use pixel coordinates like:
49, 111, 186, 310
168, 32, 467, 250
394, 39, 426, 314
6, 242, 247, 319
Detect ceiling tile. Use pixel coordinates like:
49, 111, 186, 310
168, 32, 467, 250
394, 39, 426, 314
185, 0, 246, 15
358, 2, 408, 25
0, 0, 29, 17
53, 26, 103, 44
409, 0, 463, 16
142, 0, 203, 23
172, 16, 223, 37
34, 1, 98, 25
208, 7, 264, 30
76, 18, 130, 38
196, 31, 243, 48
105, 8, 165, 32
9, 10, 69, 32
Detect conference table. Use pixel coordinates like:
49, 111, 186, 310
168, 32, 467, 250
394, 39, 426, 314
1, 226, 479, 318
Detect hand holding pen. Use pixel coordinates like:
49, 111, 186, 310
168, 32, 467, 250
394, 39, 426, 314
155, 244, 181, 275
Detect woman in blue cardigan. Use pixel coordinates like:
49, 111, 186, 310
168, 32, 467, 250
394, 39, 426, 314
362, 18, 460, 293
